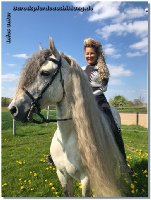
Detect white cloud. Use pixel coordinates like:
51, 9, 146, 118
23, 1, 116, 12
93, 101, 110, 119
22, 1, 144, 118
126, 51, 144, 57
113, 7, 147, 23
125, 7, 146, 19
13, 54, 30, 59
109, 78, 122, 85
7, 63, 17, 67
96, 20, 148, 39
127, 37, 148, 57
109, 64, 133, 77
2, 86, 16, 98
71, 1, 94, 7
2, 73, 19, 82
88, 2, 121, 22
104, 43, 121, 58
129, 37, 148, 52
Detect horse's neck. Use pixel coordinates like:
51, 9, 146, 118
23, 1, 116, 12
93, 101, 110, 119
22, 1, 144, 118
56, 97, 74, 141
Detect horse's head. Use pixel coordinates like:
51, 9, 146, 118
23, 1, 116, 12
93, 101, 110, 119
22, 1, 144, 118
8, 38, 70, 123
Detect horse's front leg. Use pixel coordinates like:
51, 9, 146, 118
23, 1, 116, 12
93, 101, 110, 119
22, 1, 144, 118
81, 176, 91, 197
57, 169, 73, 197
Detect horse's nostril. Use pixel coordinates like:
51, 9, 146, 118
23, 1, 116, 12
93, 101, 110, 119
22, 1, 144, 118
10, 106, 17, 115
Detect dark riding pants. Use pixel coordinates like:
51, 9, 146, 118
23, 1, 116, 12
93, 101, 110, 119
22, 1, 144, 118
95, 94, 127, 160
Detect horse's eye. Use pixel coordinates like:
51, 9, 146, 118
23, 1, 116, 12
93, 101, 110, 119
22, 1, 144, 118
40, 71, 50, 77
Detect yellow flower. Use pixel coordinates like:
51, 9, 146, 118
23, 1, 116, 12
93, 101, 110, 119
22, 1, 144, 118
53, 192, 58, 195
131, 189, 135, 194
2, 183, 7, 187
51, 187, 56, 191
33, 173, 38, 177
20, 186, 24, 190
131, 184, 135, 189
16, 160, 25, 165
143, 169, 148, 174
49, 182, 53, 186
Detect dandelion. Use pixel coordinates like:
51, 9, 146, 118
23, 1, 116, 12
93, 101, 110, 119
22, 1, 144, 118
51, 187, 56, 191
49, 182, 53, 186
143, 169, 148, 174
40, 158, 46, 163
2, 183, 7, 187
20, 186, 25, 190
79, 183, 82, 189
33, 173, 38, 177
53, 191, 58, 196
16, 160, 25, 165
131, 183, 135, 189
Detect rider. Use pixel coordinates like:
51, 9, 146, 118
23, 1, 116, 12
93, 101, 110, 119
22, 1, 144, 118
83, 38, 129, 165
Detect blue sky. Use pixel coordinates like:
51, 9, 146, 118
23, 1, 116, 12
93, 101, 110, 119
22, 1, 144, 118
1, 1, 149, 103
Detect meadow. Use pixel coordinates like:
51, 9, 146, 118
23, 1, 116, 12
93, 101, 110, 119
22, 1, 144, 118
2, 108, 148, 197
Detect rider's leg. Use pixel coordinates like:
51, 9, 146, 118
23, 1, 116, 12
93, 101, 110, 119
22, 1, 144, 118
95, 94, 126, 160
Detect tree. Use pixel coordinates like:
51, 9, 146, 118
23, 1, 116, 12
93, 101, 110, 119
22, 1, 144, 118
1, 97, 12, 107
133, 96, 144, 106
109, 95, 128, 107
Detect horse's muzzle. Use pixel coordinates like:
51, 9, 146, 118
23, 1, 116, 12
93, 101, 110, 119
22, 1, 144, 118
8, 102, 30, 123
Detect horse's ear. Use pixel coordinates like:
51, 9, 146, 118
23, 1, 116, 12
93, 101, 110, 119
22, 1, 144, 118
49, 37, 55, 51
49, 37, 60, 57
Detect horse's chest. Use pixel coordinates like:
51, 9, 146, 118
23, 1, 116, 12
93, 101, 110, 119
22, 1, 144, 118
50, 131, 82, 180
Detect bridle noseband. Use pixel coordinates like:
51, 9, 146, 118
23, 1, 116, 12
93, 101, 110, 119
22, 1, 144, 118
23, 56, 71, 124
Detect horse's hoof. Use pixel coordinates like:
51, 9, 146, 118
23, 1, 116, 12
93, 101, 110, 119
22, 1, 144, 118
47, 154, 55, 166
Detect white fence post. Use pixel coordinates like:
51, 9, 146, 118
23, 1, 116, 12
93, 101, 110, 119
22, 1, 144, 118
47, 105, 50, 120
13, 119, 16, 136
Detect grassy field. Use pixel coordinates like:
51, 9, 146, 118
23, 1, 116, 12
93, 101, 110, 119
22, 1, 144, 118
2, 109, 148, 197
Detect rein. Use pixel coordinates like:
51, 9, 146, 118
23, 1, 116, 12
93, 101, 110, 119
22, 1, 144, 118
23, 56, 72, 124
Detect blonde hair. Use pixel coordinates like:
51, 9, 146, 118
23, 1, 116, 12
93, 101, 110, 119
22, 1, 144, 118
84, 38, 110, 80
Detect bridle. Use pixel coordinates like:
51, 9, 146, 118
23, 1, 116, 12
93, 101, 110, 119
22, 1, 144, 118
23, 56, 72, 124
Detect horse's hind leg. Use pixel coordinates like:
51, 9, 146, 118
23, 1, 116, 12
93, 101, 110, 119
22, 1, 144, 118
81, 176, 91, 197
57, 169, 73, 197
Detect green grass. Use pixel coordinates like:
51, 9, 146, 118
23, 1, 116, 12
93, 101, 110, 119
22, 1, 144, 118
2, 110, 148, 197
117, 107, 147, 113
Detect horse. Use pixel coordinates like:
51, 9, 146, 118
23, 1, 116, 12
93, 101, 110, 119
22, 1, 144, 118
8, 38, 129, 197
